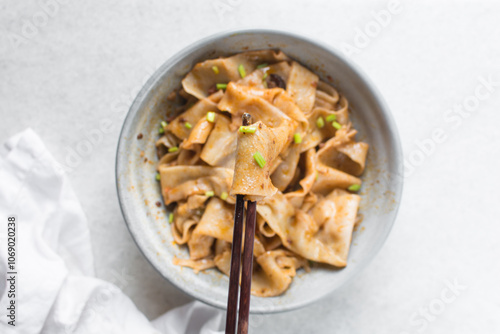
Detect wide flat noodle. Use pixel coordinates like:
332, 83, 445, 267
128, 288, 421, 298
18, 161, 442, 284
167, 98, 218, 140
312, 163, 361, 195
258, 233, 282, 251
317, 125, 369, 176
336, 142, 369, 175
256, 193, 295, 241
157, 150, 179, 168
286, 61, 318, 114
200, 114, 237, 168
235, 85, 309, 139
186, 195, 208, 210
238, 61, 291, 89
301, 107, 338, 151
251, 249, 306, 297
284, 148, 317, 207
171, 200, 202, 244
177, 143, 202, 166
257, 215, 276, 238
305, 189, 360, 266
333, 96, 350, 124
271, 143, 302, 191
258, 190, 360, 267
271, 89, 309, 135
172, 257, 215, 274
218, 82, 298, 134
156, 131, 181, 158
182, 50, 290, 99
230, 121, 289, 201
188, 233, 214, 260
214, 239, 231, 275
314, 81, 340, 110
183, 118, 215, 150
159, 165, 233, 204
193, 197, 234, 242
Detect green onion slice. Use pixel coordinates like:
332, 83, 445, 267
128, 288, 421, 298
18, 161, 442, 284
348, 184, 361, 192
168, 147, 179, 153
220, 191, 228, 200
207, 111, 216, 123
293, 133, 302, 144
326, 114, 336, 122
253, 152, 266, 168
239, 126, 256, 134
216, 83, 227, 90
212, 66, 219, 74
316, 117, 325, 128
332, 121, 342, 130
238, 64, 246, 78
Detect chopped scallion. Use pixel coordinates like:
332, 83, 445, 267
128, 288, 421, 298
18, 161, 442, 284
293, 133, 302, 144
239, 126, 256, 134
220, 191, 228, 200
207, 111, 216, 123
326, 114, 336, 122
253, 152, 266, 168
158, 127, 165, 134
161, 121, 168, 129
238, 64, 246, 78
262, 72, 268, 80
184, 122, 192, 129
168, 147, 179, 153
205, 191, 215, 197
216, 83, 227, 90
316, 117, 325, 128
332, 121, 342, 130
256, 63, 268, 69
169, 213, 174, 223
212, 65, 219, 74
348, 184, 361, 192
155, 173, 161, 181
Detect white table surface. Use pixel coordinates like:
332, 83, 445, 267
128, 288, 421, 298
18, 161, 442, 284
1, 1, 499, 333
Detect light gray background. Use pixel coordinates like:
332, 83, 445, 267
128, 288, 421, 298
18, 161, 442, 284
1, 1, 499, 333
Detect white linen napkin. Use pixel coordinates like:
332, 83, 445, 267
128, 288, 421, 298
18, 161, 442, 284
0, 129, 225, 334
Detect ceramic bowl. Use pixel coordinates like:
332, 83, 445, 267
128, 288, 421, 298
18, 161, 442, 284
115, 29, 403, 313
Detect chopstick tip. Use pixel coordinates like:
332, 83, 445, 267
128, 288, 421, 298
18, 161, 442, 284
242, 113, 252, 126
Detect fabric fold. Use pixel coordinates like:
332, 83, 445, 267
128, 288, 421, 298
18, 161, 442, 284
0, 129, 224, 334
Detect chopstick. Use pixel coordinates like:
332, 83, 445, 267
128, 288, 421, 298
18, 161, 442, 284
237, 200, 256, 333
225, 194, 245, 334
225, 113, 258, 334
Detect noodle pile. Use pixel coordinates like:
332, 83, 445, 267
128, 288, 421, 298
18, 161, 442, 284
155, 50, 368, 297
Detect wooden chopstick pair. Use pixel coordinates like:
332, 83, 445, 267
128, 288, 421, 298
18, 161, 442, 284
225, 114, 258, 334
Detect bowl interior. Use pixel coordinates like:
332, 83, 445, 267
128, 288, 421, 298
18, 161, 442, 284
116, 30, 403, 313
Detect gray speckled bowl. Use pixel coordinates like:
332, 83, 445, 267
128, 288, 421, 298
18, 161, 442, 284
115, 29, 403, 313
